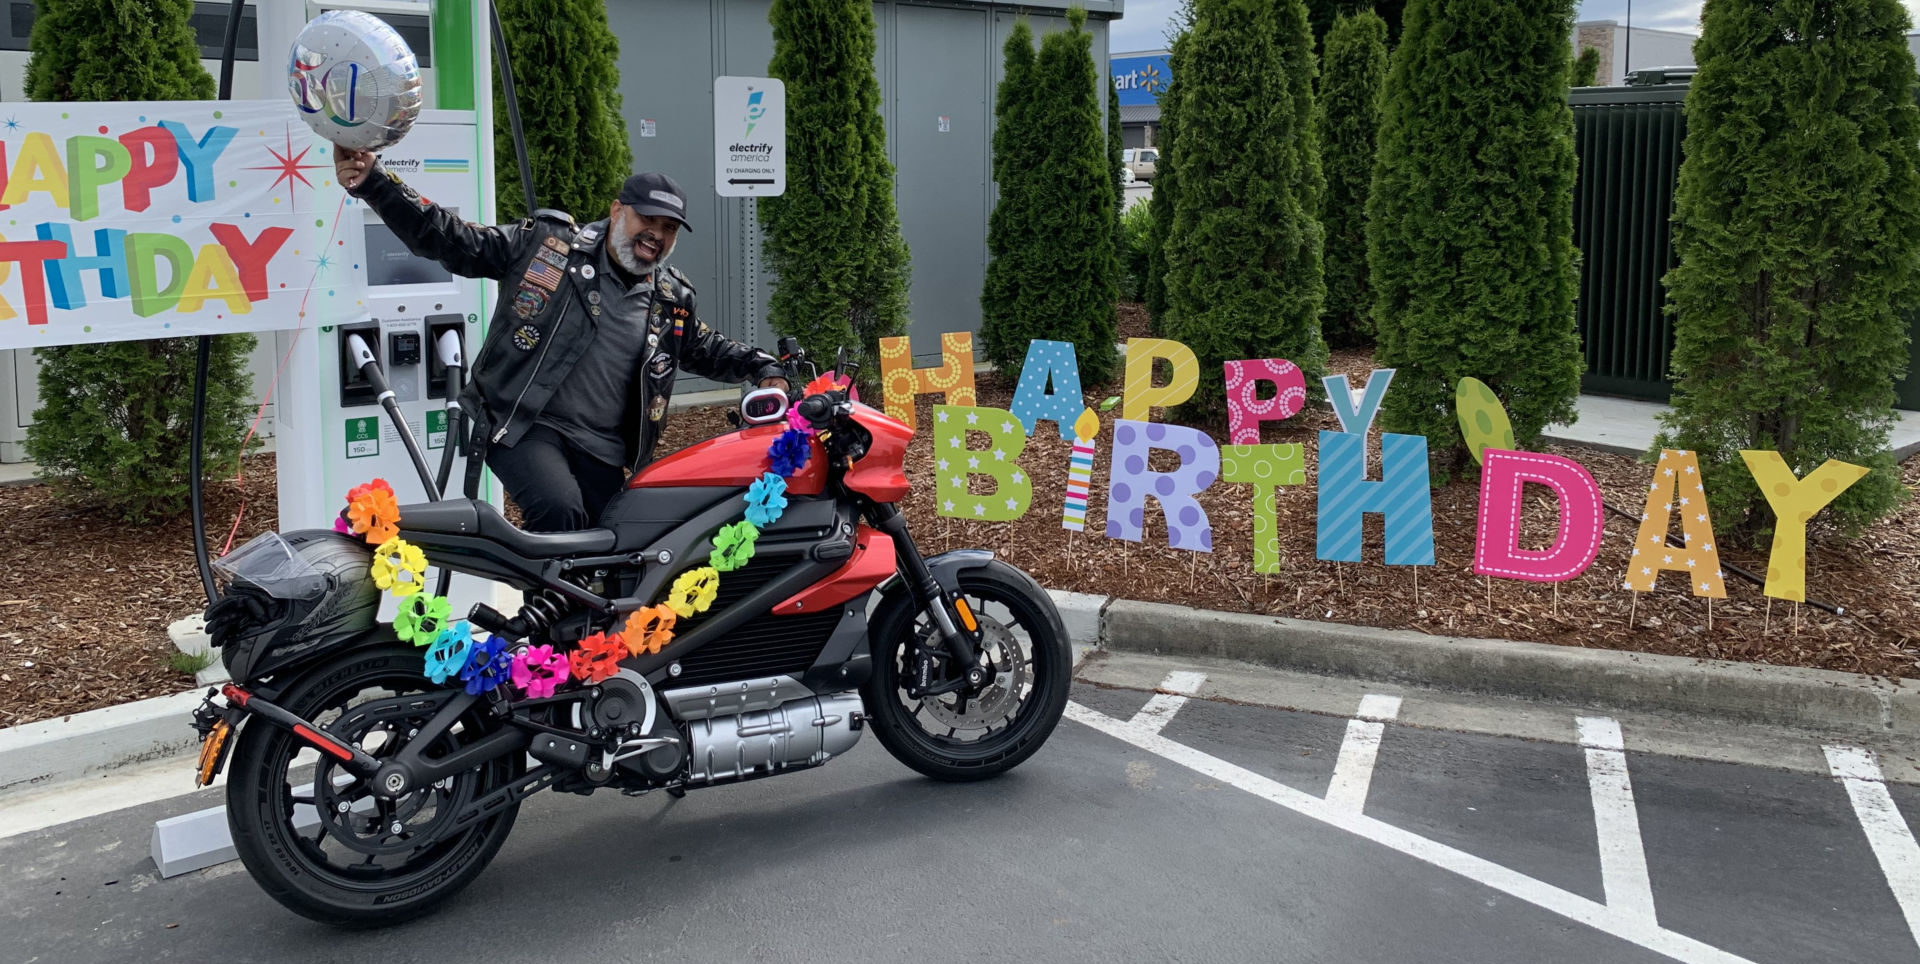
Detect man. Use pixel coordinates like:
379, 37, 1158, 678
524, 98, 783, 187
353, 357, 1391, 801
335, 149, 788, 532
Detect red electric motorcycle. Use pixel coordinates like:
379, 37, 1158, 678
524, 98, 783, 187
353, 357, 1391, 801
190, 342, 1069, 928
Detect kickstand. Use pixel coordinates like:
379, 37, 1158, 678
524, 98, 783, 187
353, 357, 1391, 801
665, 784, 687, 799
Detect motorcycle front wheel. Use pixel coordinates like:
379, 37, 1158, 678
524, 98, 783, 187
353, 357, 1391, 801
862, 561, 1071, 781
226, 645, 522, 928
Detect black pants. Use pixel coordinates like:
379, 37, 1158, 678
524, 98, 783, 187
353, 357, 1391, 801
486, 424, 626, 532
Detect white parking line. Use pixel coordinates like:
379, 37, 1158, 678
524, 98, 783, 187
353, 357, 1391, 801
1579, 717, 1657, 922
1066, 700, 1757, 964
1127, 671, 1208, 736
1825, 745, 1920, 951
1326, 694, 1402, 813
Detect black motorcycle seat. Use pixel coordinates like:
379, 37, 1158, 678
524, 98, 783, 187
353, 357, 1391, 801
397, 500, 618, 558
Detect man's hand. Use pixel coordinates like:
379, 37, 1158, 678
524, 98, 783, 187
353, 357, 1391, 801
335, 147, 376, 191
758, 376, 791, 395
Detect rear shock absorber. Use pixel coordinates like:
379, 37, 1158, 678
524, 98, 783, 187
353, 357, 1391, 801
469, 588, 571, 642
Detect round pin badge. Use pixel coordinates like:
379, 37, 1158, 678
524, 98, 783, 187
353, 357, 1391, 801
582, 265, 596, 280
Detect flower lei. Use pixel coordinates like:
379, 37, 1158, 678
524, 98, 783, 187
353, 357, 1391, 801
710, 520, 760, 572
621, 605, 678, 656
370, 537, 429, 596
460, 635, 514, 695
768, 429, 812, 478
666, 567, 721, 618
569, 631, 625, 685
745, 473, 788, 528
424, 622, 475, 685
395, 593, 452, 646
510, 644, 570, 699
345, 480, 402, 545
343, 388, 824, 697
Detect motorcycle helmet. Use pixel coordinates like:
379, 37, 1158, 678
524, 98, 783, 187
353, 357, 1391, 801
205, 530, 381, 682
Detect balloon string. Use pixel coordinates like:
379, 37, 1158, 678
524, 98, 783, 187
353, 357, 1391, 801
218, 191, 353, 556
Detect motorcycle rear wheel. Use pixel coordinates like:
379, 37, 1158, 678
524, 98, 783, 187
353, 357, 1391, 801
862, 561, 1071, 781
226, 645, 522, 928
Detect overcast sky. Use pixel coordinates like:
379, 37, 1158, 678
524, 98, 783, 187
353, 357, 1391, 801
1109, 1, 1920, 54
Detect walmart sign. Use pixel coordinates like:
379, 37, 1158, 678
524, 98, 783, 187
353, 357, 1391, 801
1111, 54, 1171, 108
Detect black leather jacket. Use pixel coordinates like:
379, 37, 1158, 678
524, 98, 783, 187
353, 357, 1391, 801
349, 162, 783, 472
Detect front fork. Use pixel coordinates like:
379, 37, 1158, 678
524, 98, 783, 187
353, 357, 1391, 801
867, 503, 992, 693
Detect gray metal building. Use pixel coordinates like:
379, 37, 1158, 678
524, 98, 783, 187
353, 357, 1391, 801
611, 0, 1119, 371
0, 0, 1121, 460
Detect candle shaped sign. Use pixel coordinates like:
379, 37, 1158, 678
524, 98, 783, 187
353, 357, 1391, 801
1063, 408, 1099, 531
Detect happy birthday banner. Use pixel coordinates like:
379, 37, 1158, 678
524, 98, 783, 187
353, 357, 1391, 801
0, 100, 351, 350
884, 332, 1868, 606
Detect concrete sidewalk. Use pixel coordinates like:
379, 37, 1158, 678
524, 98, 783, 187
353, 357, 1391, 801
1546, 393, 1920, 460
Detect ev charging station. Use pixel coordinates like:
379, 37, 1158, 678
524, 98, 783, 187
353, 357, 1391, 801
257, 0, 501, 615
153, 0, 507, 879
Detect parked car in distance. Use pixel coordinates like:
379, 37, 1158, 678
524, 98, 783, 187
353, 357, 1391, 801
1122, 148, 1158, 184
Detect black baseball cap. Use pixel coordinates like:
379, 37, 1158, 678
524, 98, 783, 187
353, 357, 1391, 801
618, 172, 692, 231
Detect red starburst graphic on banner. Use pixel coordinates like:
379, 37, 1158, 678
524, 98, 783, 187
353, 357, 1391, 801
249, 126, 326, 206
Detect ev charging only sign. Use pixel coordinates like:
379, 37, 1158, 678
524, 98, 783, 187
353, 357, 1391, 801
714, 77, 785, 198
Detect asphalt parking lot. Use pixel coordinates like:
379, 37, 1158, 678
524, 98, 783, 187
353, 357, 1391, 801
3, 650, 1915, 964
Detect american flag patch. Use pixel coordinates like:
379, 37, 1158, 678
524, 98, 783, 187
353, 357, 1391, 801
525, 259, 564, 292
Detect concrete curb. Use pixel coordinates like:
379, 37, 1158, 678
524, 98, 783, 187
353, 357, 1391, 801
1099, 598, 1920, 740
0, 688, 206, 796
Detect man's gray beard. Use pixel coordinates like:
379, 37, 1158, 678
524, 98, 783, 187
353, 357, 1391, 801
610, 217, 673, 277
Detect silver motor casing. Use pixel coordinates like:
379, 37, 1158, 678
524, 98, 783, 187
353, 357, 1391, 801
665, 677, 864, 784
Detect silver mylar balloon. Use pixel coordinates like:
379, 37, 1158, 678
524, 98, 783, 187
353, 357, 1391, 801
288, 10, 423, 152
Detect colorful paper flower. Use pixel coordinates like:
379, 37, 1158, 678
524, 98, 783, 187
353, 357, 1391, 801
803, 372, 847, 397
510, 644, 570, 699
709, 520, 760, 573
768, 429, 812, 478
394, 594, 452, 646
666, 567, 721, 619
370, 538, 429, 597
346, 480, 402, 545
424, 622, 474, 685
567, 631, 625, 685
745, 472, 789, 528
786, 404, 817, 435
620, 605, 678, 656
333, 515, 352, 535
460, 634, 513, 695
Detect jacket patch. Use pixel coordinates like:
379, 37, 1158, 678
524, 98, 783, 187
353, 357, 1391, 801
542, 236, 571, 255
533, 247, 567, 270
649, 394, 669, 422
512, 286, 548, 320
648, 350, 674, 377
524, 258, 564, 292
512, 323, 543, 351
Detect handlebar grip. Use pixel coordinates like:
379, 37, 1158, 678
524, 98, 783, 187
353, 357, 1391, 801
796, 393, 834, 428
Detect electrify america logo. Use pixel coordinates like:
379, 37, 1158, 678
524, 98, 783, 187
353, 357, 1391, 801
743, 90, 766, 139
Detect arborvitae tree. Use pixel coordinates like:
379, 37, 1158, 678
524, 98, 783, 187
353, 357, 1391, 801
1368, 0, 1582, 480
1316, 10, 1386, 348
1308, 0, 1407, 49
23, 0, 257, 523
762, 0, 911, 382
1572, 45, 1602, 86
1655, 0, 1920, 537
1163, 0, 1327, 416
493, 0, 631, 221
982, 10, 1119, 385
982, 22, 1042, 376
1144, 32, 1188, 328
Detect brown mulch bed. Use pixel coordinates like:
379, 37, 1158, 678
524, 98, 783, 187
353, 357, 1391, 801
0, 455, 281, 727
5, 340, 1916, 728
1115, 302, 1152, 341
